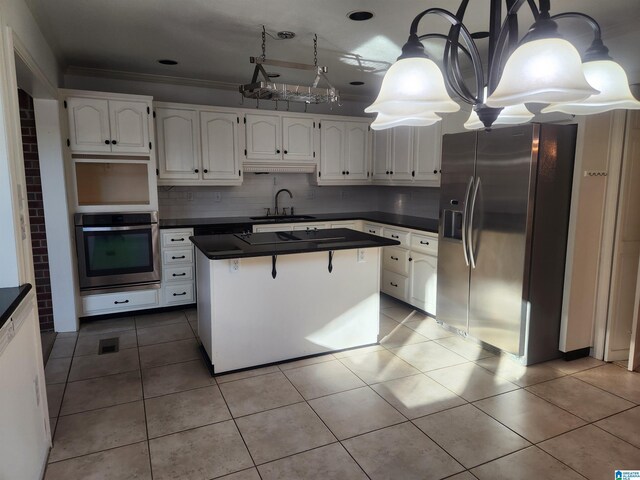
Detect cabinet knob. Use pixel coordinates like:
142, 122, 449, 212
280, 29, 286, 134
284, 150, 288, 154
342, 171, 346, 175
276, 149, 281, 154
409, 257, 413, 261
104, 140, 110, 145
346, 171, 350, 175
390, 171, 394, 175
111, 140, 117, 145
386, 171, 389, 175
203, 169, 208, 173
194, 169, 199, 173
433, 169, 438, 174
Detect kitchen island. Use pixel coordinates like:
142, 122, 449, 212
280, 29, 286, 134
191, 228, 399, 374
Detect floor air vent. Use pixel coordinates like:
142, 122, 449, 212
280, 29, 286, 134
98, 337, 119, 355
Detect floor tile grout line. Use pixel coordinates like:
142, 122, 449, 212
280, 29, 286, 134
133, 314, 155, 480
47, 333, 80, 442
45, 439, 151, 466
521, 380, 635, 424
215, 376, 262, 473
590, 419, 640, 450
567, 369, 640, 404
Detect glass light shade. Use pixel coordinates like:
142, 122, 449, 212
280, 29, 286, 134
541, 60, 640, 115
365, 57, 460, 116
486, 38, 598, 107
370, 112, 441, 130
464, 104, 534, 130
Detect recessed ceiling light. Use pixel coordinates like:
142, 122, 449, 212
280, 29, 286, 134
267, 72, 281, 78
158, 59, 178, 65
347, 11, 374, 21
350, 81, 365, 86
277, 31, 296, 40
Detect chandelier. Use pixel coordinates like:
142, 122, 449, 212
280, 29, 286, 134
365, 0, 640, 130
239, 27, 340, 106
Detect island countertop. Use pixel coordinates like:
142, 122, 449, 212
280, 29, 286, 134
190, 228, 400, 260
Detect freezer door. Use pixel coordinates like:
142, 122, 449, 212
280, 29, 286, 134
437, 132, 476, 332
468, 125, 537, 355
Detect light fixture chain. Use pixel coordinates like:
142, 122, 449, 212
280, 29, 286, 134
261, 25, 266, 60
314, 34, 318, 66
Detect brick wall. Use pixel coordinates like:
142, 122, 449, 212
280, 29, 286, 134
19, 89, 54, 331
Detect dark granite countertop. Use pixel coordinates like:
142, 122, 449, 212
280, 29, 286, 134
161, 211, 439, 234
190, 228, 400, 260
0, 284, 32, 330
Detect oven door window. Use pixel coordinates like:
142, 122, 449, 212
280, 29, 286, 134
84, 229, 153, 277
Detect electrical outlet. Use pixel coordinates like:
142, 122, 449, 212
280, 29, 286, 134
214, 192, 222, 202
229, 258, 240, 273
341, 190, 349, 200
186, 192, 194, 202
357, 249, 366, 263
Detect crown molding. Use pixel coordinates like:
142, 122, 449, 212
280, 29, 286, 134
64, 66, 372, 103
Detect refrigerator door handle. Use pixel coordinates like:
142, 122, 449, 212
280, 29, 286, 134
461, 176, 474, 267
468, 176, 481, 269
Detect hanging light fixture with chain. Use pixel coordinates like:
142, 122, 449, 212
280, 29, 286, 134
366, 0, 640, 130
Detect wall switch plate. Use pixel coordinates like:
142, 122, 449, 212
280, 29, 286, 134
357, 249, 366, 263
229, 258, 240, 273
214, 192, 222, 202
186, 192, 194, 202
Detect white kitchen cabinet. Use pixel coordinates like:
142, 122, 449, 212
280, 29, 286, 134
245, 113, 282, 160
156, 107, 200, 180
201, 110, 242, 183
410, 252, 438, 314
363, 223, 384, 236
82, 289, 160, 316
317, 119, 370, 185
156, 103, 242, 185
371, 123, 442, 186
66, 95, 151, 154
413, 123, 442, 183
160, 228, 196, 307
282, 116, 315, 161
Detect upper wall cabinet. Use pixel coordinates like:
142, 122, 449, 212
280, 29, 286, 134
66, 96, 151, 155
244, 113, 316, 167
371, 123, 442, 187
316, 119, 370, 185
155, 103, 242, 186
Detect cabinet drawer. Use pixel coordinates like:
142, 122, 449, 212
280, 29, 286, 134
163, 265, 194, 282
363, 223, 383, 236
163, 282, 195, 305
383, 246, 410, 276
292, 223, 329, 231
383, 228, 409, 247
410, 233, 438, 255
161, 230, 193, 248
163, 249, 193, 265
82, 289, 159, 315
381, 270, 409, 300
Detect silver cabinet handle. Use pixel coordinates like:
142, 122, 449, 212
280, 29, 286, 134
461, 176, 474, 267
468, 177, 481, 269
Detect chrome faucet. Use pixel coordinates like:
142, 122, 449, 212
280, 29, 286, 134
274, 188, 293, 216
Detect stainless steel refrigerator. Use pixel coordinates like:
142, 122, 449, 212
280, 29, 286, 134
437, 124, 577, 365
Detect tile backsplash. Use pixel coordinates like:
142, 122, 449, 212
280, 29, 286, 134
158, 174, 439, 219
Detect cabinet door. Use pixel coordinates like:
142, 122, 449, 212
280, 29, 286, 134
109, 100, 150, 154
410, 252, 438, 314
282, 116, 315, 161
372, 129, 390, 181
156, 108, 200, 180
390, 126, 414, 181
201, 111, 241, 182
245, 114, 281, 160
413, 123, 442, 183
344, 122, 369, 180
319, 120, 345, 180
67, 97, 111, 152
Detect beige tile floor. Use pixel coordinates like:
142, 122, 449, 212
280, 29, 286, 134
42, 296, 640, 480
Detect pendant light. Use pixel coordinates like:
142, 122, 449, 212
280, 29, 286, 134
541, 40, 640, 115
364, 35, 460, 119
366, 0, 635, 130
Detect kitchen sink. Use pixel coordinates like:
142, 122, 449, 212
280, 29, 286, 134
249, 215, 316, 221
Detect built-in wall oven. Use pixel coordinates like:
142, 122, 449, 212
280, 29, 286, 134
75, 212, 161, 293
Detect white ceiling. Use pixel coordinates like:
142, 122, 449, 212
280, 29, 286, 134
25, 0, 640, 101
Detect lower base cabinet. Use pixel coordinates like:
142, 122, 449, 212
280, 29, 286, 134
409, 252, 437, 314
81, 288, 160, 316
160, 228, 196, 307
